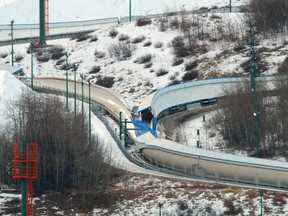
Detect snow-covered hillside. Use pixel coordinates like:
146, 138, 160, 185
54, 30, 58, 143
1, 0, 288, 215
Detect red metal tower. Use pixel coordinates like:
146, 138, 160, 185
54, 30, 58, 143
12, 142, 38, 216
44, 0, 49, 34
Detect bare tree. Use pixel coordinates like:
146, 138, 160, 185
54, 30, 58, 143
1, 89, 122, 195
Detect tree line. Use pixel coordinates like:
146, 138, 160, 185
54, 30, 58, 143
0, 90, 122, 196
209, 78, 288, 159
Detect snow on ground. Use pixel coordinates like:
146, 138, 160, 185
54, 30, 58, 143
1, 0, 288, 215
0, 70, 28, 126
0, 0, 247, 24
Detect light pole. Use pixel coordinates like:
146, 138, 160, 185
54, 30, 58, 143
10, 20, 14, 66
158, 202, 163, 216
39, 0, 46, 45
229, 0, 232, 13
88, 79, 92, 144
73, 64, 78, 118
30, 42, 34, 89
129, 0, 132, 21
260, 190, 263, 216
65, 52, 71, 111
80, 74, 85, 129
248, 21, 260, 158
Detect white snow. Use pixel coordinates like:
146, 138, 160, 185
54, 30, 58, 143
0, 70, 28, 126
0, 0, 247, 24
1, 0, 288, 215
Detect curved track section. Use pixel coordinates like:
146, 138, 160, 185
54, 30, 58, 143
30, 77, 136, 140
25, 76, 288, 190
136, 76, 288, 190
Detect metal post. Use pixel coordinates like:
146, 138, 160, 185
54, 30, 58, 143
158, 202, 163, 216
129, 0, 132, 21
21, 139, 28, 216
88, 80, 91, 144
124, 119, 127, 148
73, 64, 78, 118
30, 42, 34, 89
10, 20, 14, 66
65, 52, 70, 111
197, 129, 200, 148
248, 21, 260, 158
81, 75, 84, 116
39, 0, 46, 45
119, 112, 122, 140
229, 0, 232, 13
260, 190, 263, 216
80, 74, 84, 130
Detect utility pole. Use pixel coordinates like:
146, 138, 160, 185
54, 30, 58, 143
260, 190, 263, 216
10, 20, 14, 66
129, 0, 132, 21
248, 21, 260, 158
65, 52, 70, 111
80, 74, 85, 130
73, 64, 78, 118
39, 0, 46, 45
88, 79, 92, 144
30, 42, 34, 89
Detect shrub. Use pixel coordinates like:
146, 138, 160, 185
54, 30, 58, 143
156, 68, 169, 76
76, 34, 92, 42
168, 79, 181, 86
48, 45, 65, 54
95, 75, 115, 88
109, 29, 119, 38
51, 52, 65, 60
94, 50, 105, 58
36, 52, 50, 62
170, 17, 179, 29
15, 54, 24, 62
144, 62, 153, 68
136, 17, 152, 26
59, 62, 73, 70
132, 35, 145, 44
171, 36, 185, 48
172, 58, 184, 66
90, 35, 98, 42
108, 42, 135, 60
137, 54, 152, 64
0, 52, 8, 58
278, 57, 288, 74
56, 59, 65, 65
89, 65, 101, 74
71, 33, 92, 42
171, 36, 190, 58
159, 21, 168, 32
143, 41, 152, 47
185, 60, 198, 71
182, 70, 199, 81
154, 41, 163, 48
210, 14, 222, 20
118, 34, 130, 41
169, 75, 176, 80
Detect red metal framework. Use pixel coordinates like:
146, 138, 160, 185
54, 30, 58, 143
12, 143, 38, 179
12, 142, 38, 216
44, 0, 49, 34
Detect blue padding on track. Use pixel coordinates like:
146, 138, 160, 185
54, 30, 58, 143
132, 118, 157, 138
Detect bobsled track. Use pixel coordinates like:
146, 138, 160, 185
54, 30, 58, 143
24, 76, 288, 191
